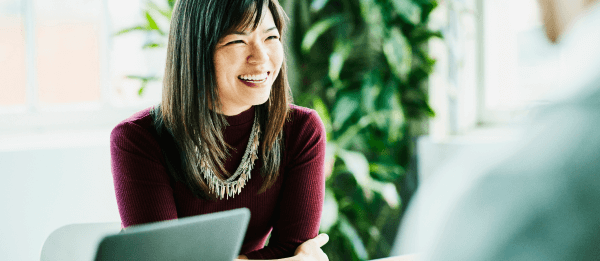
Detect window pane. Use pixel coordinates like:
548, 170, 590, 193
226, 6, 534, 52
35, 0, 102, 104
483, 0, 554, 113
0, 0, 27, 106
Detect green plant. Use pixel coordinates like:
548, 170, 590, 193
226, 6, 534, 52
279, 0, 440, 260
118, 0, 440, 260
114, 0, 175, 95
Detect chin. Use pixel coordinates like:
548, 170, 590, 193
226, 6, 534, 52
252, 95, 271, 106
252, 87, 272, 105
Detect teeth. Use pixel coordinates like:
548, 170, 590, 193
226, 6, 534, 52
239, 72, 268, 81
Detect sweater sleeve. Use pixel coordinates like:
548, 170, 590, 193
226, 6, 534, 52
110, 120, 178, 227
244, 109, 327, 259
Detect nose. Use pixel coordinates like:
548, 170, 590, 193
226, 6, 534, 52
247, 42, 269, 64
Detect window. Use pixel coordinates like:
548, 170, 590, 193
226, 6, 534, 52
0, 0, 162, 134
481, 0, 558, 123
0, 0, 27, 109
428, 0, 558, 140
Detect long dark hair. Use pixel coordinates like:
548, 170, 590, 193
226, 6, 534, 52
153, 0, 291, 199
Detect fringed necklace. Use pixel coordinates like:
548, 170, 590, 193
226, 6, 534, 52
196, 110, 260, 200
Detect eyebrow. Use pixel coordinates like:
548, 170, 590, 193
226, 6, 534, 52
232, 26, 278, 35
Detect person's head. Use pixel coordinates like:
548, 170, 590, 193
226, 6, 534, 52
213, 2, 284, 116
537, 0, 600, 42
158, 0, 291, 199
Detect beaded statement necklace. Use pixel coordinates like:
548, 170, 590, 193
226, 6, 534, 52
196, 111, 260, 200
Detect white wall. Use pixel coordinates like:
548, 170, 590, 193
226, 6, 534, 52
0, 130, 121, 261
417, 125, 523, 182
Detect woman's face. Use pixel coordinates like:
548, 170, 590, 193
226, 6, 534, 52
213, 7, 283, 116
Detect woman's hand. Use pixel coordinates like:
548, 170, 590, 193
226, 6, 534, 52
234, 234, 329, 261
293, 233, 329, 261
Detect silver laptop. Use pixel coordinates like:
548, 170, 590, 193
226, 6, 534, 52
94, 208, 250, 261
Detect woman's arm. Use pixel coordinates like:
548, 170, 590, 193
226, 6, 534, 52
110, 119, 179, 227
237, 234, 329, 261
243, 108, 327, 258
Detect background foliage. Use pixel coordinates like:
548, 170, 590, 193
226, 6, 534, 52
118, 0, 439, 260
279, 0, 439, 260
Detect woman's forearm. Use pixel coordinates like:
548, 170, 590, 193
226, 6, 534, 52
235, 255, 299, 261
235, 233, 329, 261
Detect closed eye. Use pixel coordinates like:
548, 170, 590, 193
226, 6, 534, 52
226, 40, 244, 45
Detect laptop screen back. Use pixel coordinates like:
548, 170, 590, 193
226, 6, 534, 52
95, 208, 250, 261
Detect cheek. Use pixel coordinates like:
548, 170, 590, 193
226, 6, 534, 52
213, 54, 226, 80
214, 49, 241, 78
270, 44, 284, 74
274, 45, 284, 67
213, 53, 233, 98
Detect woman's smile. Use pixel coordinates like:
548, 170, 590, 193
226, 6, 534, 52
238, 71, 270, 86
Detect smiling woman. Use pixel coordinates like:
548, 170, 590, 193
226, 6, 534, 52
109, 0, 328, 260
213, 8, 283, 116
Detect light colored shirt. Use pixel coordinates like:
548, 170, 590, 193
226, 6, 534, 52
394, 2, 600, 260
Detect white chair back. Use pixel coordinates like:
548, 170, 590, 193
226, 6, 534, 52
40, 222, 121, 261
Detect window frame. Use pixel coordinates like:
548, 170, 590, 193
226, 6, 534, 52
428, 0, 548, 141
0, 0, 158, 134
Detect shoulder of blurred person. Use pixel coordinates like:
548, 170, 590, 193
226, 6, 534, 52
393, 1, 600, 260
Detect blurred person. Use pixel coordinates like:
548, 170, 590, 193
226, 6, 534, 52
392, 0, 600, 260
109, 0, 329, 260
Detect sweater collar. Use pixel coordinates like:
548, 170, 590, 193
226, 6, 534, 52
224, 106, 255, 126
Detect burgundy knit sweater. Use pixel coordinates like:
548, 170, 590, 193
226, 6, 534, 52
109, 104, 326, 259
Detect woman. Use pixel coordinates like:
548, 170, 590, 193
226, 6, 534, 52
110, 0, 328, 260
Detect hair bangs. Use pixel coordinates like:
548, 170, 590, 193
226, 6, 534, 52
222, 0, 268, 37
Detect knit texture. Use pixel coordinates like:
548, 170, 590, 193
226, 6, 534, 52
110, 104, 326, 259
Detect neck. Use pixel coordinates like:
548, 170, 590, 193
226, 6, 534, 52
543, 0, 600, 42
221, 105, 253, 116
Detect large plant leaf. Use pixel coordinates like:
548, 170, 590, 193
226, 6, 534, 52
383, 28, 412, 81
126, 75, 159, 96
359, 0, 385, 43
148, 1, 172, 19
312, 97, 333, 140
320, 188, 339, 232
391, 0, 421, 24
328, 41, 353, 83
337, 149, 370, 185
332, 93, 359, 130
325, 142, 337, 179
361, 84, 380, 114
167, 0, 175, 8
126, 75, 159, 81
386, 89, 404, 142
411, 26, 443, 44
336, 114, 372, 148
115, 25, 147, 35
369, 162, 405, 182
377, 182, 400, 208
412, 0, 436, 4
338, 149, 401, 208
388, 108, 404, 142
142, 42, 165, 49
339, 216, 369, 260
310, 0, 330, 12
301, 16, 344, 54
145, 11, 160, 30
